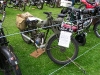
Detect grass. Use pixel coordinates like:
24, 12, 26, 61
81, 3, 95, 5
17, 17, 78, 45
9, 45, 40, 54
1, 4, 100, 75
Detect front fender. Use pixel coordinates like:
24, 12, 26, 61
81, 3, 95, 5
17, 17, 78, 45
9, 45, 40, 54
0, 45, 18, 66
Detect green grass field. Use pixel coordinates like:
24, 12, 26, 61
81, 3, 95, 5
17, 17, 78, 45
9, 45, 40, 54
1, 4, 100, 75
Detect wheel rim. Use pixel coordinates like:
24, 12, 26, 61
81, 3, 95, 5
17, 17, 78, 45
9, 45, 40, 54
47, 34, 77, 64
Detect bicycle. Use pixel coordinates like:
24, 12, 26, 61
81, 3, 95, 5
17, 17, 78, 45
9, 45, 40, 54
6, 0, 26, 11
0, 7, 22, 75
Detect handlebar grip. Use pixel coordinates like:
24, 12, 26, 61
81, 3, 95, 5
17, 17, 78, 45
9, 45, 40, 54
82, 9, 95, 14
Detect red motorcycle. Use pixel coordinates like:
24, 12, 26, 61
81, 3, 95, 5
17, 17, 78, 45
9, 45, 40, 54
80, 0, 99, 9
78, 0, 100, 38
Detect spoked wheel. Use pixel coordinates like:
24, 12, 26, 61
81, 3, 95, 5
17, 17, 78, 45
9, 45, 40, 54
20, 29, 32, 44
46, 33, 79, 65
36, 0, 44, 9
19, 2, 26, 11
0, 51, 22, 75
49, 0, 55, 8
94, 21, 100, 38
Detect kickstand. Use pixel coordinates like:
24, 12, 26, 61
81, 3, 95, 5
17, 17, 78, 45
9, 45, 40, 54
68, 57, 86, 74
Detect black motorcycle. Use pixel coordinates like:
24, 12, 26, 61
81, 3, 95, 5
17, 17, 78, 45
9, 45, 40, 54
7, 0, 26, 11
45, 0, 56, 8
29, 0, 44, 9
0, 6, 22, 75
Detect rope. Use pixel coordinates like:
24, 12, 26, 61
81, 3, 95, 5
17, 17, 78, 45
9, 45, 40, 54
0, 13, 100, 38
48, 42, 100, 75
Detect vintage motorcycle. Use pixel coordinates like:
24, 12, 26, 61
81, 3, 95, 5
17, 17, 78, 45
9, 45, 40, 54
28, 0, 44, 9
79, 0, 100, 38
0, 6, 22, 75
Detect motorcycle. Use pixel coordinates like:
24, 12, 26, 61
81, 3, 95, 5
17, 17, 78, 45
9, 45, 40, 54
6, 0, 26, 11
28, 0, 44, 9
0, 6, 22, 75
79, 0, 100, 38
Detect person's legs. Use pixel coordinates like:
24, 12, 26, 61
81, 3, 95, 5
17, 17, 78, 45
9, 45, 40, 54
71, 0, 75, 6
56, 0, 61, 7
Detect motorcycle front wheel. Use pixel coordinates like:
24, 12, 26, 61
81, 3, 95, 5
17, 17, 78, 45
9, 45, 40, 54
46, 33, 79, 65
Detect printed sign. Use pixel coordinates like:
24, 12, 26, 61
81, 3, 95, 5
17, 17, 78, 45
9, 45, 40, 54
58, 31, 72, 48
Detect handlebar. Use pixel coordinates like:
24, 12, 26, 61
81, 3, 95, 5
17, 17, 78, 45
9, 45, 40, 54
81, 9, 95, 14
43, 12, 52, 17
63, 6, 95, 15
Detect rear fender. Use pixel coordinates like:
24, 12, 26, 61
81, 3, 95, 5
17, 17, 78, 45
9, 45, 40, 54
0, 45, 18, 66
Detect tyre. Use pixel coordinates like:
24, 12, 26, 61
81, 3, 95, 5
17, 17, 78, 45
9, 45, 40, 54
7, 0, 14, 8
46, 33, 79, 65
49, 0, 55, 8
20, 30, 32, 44
19, 1, 26, 11
94, 21, 100, 38
36, 0, 44, 9
75, 33, 86, 46
0, 48, 22, 75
